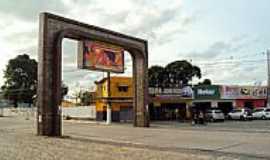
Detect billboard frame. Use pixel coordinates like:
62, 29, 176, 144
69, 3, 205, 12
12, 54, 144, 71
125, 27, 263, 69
77, 40, 125, 73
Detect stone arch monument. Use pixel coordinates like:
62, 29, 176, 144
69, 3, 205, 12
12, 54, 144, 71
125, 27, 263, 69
37, 12, 149, 136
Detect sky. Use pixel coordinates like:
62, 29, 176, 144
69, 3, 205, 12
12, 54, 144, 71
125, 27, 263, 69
0, 0, 270, 94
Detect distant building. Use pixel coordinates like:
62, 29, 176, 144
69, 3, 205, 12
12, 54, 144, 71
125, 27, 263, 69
95, 76, 133, 122
61, 100, 77, 108
62, 95, 81, 107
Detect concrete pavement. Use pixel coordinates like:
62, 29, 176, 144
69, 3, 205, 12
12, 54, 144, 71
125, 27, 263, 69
0, 115, 270, 159
63, 121, 270, 159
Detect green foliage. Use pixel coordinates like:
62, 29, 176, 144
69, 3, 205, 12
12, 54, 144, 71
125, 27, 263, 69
61, 83, 69, 99
198, 79, 212, 85
148, 60, 202, 88
148, 65, 166, 87
1, 54, 37, 107
1, 54, 69, 107
80, 91, 95, 106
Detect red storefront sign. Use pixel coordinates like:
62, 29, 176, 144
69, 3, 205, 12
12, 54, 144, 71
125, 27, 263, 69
235, 99, 266, 108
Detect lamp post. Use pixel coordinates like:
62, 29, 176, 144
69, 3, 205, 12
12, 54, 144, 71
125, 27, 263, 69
106, 72, 112, 124
267, 50, 270, 107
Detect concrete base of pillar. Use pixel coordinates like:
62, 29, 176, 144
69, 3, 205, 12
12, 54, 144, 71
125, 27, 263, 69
37, 114, 61, 137
106, 105, 112, 125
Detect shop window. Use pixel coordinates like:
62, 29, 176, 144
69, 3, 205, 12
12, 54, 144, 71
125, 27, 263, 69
118, 86, 128, 92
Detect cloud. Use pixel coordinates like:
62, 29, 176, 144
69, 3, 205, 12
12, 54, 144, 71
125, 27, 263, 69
180, 34, 256, 64
183, 41, 237, 61
0, 0, 69, 22
183, 35, 268, 86
0, 0, 218, 91
64, 0, 191, 46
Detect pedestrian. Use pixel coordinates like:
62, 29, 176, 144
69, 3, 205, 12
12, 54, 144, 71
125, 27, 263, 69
191, 108, 198, 125
198, 111, 204, 125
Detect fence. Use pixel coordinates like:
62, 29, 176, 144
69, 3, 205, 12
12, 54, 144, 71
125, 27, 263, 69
0, 105, 96, 120
61, 106, 96, 119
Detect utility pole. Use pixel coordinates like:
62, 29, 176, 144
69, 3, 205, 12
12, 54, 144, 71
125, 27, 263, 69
267, 50, 270, 107
106, 72, 112, 125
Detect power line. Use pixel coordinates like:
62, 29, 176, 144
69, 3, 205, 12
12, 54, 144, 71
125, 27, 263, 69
62, 58, 267, 73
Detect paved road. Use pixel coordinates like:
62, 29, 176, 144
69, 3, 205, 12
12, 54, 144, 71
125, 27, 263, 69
63, 120, 270, 159
151, 120, 270, 133
0, 115, 270, 159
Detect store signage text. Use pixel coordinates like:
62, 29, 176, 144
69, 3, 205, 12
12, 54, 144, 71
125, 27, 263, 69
197, 89, 215, 96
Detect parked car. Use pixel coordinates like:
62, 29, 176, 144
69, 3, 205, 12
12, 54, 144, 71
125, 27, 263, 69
228, 108, 253, 120
252, 108, 270, 120
205, 109, 225, 122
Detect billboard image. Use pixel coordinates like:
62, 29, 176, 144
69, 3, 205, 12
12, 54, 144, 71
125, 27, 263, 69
78, 40, 124, 73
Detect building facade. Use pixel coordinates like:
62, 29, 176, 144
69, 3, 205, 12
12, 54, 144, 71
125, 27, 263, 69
95, 76, 133, 122
148, 86, 193, 121
95, 76, 268, 122
193, 85, 267, 115
220, 85, 267, 109
193, 85, 234, 115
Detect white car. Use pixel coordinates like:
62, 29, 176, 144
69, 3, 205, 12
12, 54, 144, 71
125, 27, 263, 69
252, 108, 270, 120
205, 109, 225, 122
228, 108, 253, 120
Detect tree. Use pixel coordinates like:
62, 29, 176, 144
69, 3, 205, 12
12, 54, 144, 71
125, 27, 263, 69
148, 60, 202, 88
164, 60, 201, 87
80, 91, 95, 106
1, 54, 69, 107
61, 82, 69, 99
148, 65, 166, 88
1, 54, 37, 107
198, 79, 212, 85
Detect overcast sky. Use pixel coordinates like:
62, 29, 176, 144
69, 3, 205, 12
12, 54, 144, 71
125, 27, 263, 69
0, 0, 270, 93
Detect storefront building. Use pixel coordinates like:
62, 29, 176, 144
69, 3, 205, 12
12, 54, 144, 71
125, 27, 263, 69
234, 86, 266, 109
220, 85, 267, 109
219, 85, 238, 114
193, 85, 221, 110
194, 85, 267, 114
95, 76, 194, 122
148, 86, 193, 121
95, 76, 268, 122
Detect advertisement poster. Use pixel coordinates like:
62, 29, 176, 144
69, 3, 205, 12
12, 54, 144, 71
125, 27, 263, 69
220, 85, 239, 99
238, 86, 267, 99
221, 85, 267, 99
81, 41, 124, 73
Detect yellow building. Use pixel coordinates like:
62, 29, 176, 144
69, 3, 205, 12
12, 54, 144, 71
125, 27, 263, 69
95, 76, 133, 122
95, 76, 193, 122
